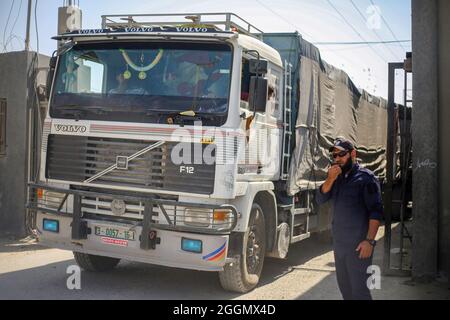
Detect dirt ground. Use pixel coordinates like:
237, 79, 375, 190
0, 224, 449, 300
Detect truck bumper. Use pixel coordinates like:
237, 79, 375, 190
28, 183, 238, 272
36, 212, 230, 271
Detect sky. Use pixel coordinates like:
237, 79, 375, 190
0, 0, 412, 102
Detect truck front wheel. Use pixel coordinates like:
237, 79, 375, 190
73, 252, 121, 272
219, 203, 266, 293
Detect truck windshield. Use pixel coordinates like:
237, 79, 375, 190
50, 42, 233, 125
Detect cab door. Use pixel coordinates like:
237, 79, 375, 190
238, 57, 283, 180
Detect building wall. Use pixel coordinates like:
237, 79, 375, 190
411, 0, 439, 281
0, 51, 49, 237
412, 0, 450, 280
438, 0, 450, 277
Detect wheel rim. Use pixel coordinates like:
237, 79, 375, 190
246, 211, 262, 274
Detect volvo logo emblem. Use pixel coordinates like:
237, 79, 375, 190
54, 124, 87, 133
111, 199, 126, 216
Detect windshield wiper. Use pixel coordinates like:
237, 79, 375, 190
59, 110, 86, 121
144, 109, 224, 126
56, 104, 111, 121
146, 110, 201, 126
57, 106, 87, 121
56, 104, 112, 114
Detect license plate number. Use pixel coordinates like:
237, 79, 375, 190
94, 226, 135, 241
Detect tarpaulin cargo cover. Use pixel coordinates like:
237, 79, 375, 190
263, 32, 388, 195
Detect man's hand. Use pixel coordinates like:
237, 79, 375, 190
356, 240, 374, 259
328, 165, 342, 181
321, 165, 342, 194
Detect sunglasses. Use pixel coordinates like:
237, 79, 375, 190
331, 151, 349, 158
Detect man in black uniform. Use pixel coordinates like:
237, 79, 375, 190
316, 138, 383, 300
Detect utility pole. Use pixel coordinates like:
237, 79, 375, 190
25, 0, 33, 51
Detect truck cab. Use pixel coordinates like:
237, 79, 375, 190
30, 13, 300, 293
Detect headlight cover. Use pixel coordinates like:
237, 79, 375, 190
38, 189, 66, 210
184, 207, 233, 229
184, 208, 212, 227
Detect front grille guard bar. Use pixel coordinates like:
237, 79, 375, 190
27, 183, 238, 245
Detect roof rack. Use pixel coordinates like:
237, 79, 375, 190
101, 12, 264, 39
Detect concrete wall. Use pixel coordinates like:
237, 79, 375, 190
0, 51, 49, 238
438, 0, 450, 278
412, 0, 450, 280
411, 0, 439, 281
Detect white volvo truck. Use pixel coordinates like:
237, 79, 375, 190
29, 13, 387, 293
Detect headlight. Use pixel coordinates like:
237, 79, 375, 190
184, 208, 212, 227
38, 189, 66, 210
184, 208, 233, 229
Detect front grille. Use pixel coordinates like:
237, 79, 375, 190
81, 195, 179, 223
46, 135, 215, 194
80, 195, 235, 230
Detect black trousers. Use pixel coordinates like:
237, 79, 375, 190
334, 248, 373, 300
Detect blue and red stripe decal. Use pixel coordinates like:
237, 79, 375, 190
202, 242, 226, 262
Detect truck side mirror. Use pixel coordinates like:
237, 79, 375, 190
249, 58, 268, 75
249, 76, 268, 113
46, 56, 58, 100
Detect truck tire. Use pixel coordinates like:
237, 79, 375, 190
219, 203, 266, 293
73, 252, 120, 272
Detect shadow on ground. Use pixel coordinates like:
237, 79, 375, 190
0, 235, 333, 299
3, 223, 447, 299
0, 237, 49, 253
295, 223, 450, 300
260, 234, 333, 287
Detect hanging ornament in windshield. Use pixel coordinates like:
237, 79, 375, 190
120, 48, 164, 80
123, 65, 131, 80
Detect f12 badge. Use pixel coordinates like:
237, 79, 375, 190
179, 166, 194, 174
